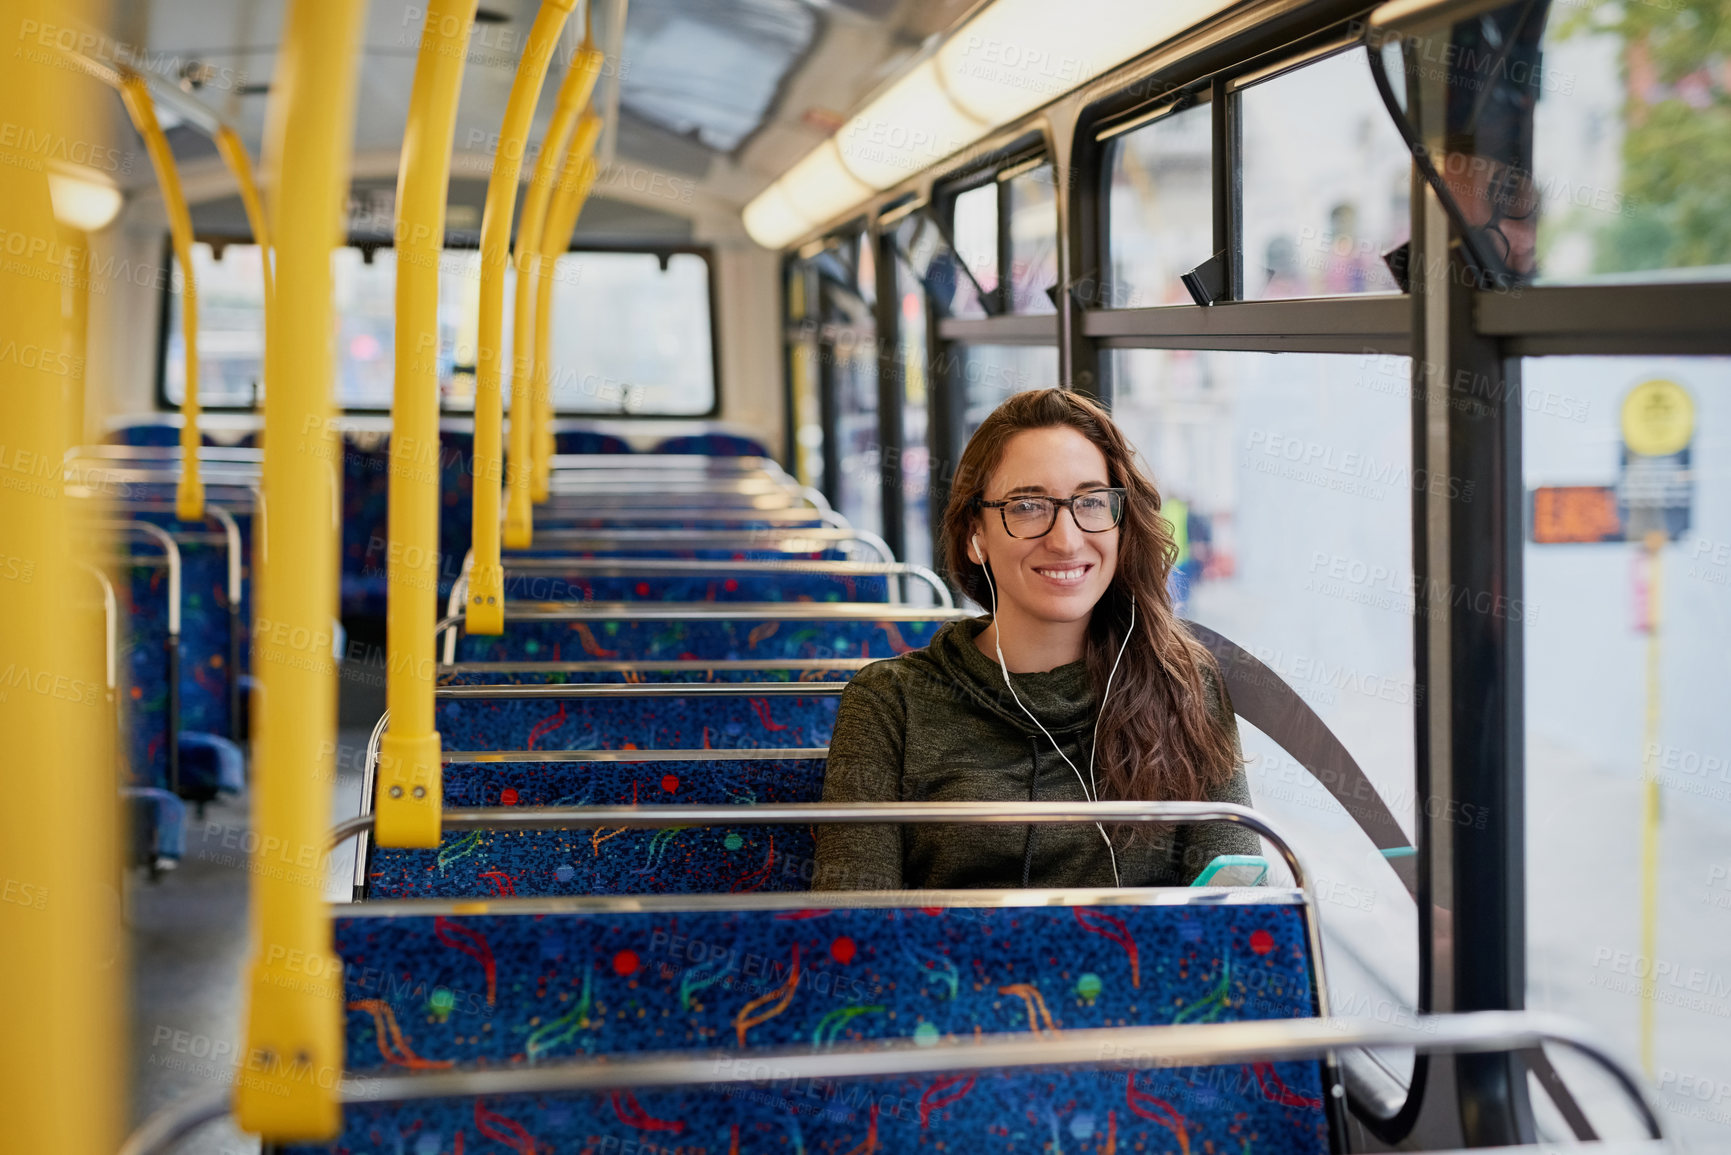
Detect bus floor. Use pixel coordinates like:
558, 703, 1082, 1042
126, 664, 380, 1153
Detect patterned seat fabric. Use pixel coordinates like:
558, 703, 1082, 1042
502, 572, 891, 603
653, 432, 772, 457
288, 901, 1327, 1153
532, 514, 828, 531
364, 757, 827, 898
454, 616, 946, 663
435, 691, 838, 751
437, 666, 866, 687
121, 561, 173, 789
131, 511, 239, 741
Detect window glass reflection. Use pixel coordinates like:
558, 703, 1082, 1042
1005, 162, 1059, 314
1112, 348, 1419, 1070
1521, 356, 1731, 1151
959, 344, 1059, 439
1240, 50, 1412, 299
1106, 101, 1213, 308
948, 181, 998, 319
166, 244, 717, 415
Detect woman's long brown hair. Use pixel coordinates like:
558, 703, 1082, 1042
941, 388, 1240, 802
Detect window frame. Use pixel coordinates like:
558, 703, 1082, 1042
153, 235, 725, 419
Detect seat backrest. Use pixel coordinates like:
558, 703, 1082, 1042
364, 754, 828, 899
311, 894, 1330, 1154
552, 430, 633, 455
653, 431, 771, 457
437, 663, 871, 686
120, 558, 173, 790
435, 689, 839, 752
501, 570, 889, 604
307, 1059, 1330, 1154
334, 895, 1320, 1067
451, 613, 951, 663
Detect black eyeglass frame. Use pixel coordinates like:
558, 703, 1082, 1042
974, 488, 1128, 540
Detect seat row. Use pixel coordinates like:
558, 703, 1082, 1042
113, 441, 1664, 1155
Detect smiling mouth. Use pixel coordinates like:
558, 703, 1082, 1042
1032, 563, 1092, 583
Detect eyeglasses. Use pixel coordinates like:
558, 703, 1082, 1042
976, 488, 1126, 539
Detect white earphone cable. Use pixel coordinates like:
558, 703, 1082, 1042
975, 535, 1126, 887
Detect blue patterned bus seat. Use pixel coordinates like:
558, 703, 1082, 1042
130, 510, 239, 741
532, 514, 828, 531
437, 665, 867, 687
502, 571, 890, 604
364, 756, 827, 899
177, 731, 245, 799
452, 615, 948, 664
653, 432, 772, 457
553, 430, 633, 455
284, 898, 1327, 1153
121, 561, 173, 789
342, 436, 393, 617
435, 691, 838, 752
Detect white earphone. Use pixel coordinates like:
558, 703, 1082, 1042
972, 531, 1134, 887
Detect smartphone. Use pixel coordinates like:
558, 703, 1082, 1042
1190, 854, 1270, 887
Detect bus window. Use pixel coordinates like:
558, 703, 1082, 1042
1106, 99, 1213, 309
164, 244, 717, 415
959, 345, 1059, 440
1239, 49, 1411, 300
1112, 346, 1421, 1072
1004, 161, 1058, 314
1521, 355, 1731, 1149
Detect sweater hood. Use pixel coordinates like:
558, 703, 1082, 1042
908, 617, 1097, 735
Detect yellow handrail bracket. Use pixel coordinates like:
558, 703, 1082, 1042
119, 74, 204, 521
468, 0, 581, 634
377, 0, 481, 848
236, 0, 368, 1138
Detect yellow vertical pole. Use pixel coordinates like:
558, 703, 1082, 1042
377, 0, 479, 848
505, 40, 604, 544
0, 0, 124, 1145
236, 0, 367, 1138
118, 75, 204, 521
468, 0, 580, 633
1638, 529, 1664, 1075
214, 125, 276, 343
532, 114, 603, 502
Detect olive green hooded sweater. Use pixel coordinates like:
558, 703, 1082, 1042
813, 617, 1260, 891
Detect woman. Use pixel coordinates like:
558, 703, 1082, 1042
813, 388, 1258, 890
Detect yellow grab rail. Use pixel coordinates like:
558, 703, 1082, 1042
236, 0, 367, 1138
377, 0, 479, 849
468, 0, 580, 633
1, 2, 124, 1146
213, 125, 275, 356
532, 114, 604, 501
505, 40, 605, 546
119, 74, 204, 521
